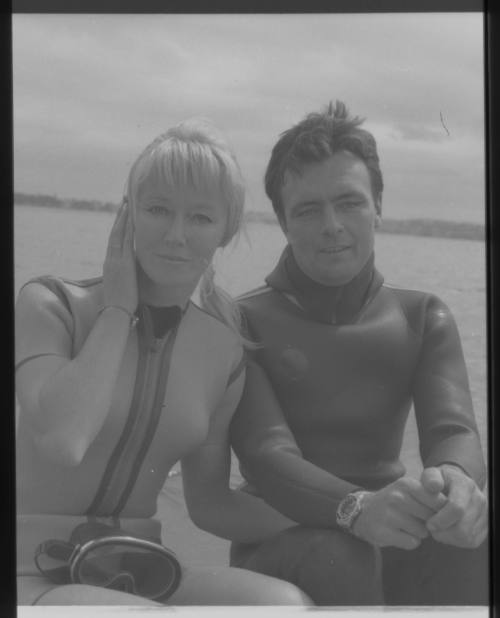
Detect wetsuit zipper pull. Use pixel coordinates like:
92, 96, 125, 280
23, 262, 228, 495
150, 338, 163, 353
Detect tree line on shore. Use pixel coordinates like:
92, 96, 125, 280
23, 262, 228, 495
15, 192, 484, 241
15, 192, 118, 213
243, 210, 485, 242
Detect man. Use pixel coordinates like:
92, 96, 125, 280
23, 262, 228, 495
229, 101, 488, 606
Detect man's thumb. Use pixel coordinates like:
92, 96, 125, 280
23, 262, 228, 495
421, 467, 445, 493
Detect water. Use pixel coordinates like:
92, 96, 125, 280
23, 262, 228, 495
14, 204, 488, 463
14, 204, 488, 566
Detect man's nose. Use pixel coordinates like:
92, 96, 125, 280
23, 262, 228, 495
163, 215, 186, 245
322, 206, 344, 235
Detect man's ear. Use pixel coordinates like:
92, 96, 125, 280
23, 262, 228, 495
277, 212, 287, 234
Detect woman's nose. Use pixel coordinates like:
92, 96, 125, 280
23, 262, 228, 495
163, 215, 186, 245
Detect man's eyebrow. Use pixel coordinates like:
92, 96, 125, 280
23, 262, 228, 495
334, 190, 366, 201
291, 190, 366, 209
291, 199, 321, 209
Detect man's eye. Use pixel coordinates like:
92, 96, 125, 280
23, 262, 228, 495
338, 200, 363, 210
296, 206, 317, 217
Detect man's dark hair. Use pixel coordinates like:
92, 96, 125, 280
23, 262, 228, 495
264, 100, 383, 219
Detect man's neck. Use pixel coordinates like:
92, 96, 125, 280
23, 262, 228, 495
281, 247, 377, 324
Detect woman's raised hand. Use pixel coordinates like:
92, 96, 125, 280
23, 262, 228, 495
103, 200, 138, 315
18, 200, 141, 466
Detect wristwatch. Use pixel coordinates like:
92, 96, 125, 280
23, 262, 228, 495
336, 491, 369, 533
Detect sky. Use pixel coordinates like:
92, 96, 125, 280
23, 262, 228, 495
12, 13, 485, 222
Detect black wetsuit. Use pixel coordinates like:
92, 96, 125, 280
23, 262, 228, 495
230, 247, 487, 605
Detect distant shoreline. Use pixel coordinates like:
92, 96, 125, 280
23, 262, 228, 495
15, 192, 485, 242
245, 211, 485, 242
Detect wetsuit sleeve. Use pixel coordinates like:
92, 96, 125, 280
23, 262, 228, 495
230, 359, 361, 528
16, 280, 74, 371
412, 295, 486, 488
202, 347, 247, 446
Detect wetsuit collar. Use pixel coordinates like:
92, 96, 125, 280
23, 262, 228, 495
265, 245, 383, 324
137, 304, 184, 341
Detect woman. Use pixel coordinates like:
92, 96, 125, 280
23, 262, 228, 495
15, 121, 306, 606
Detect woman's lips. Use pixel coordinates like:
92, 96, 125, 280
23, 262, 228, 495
155, 253, 190, 263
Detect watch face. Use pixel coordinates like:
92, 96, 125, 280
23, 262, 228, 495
339, 494, 358, 517
337, 492, 366, 531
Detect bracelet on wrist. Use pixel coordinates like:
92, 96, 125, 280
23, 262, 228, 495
98, 305, 138, 328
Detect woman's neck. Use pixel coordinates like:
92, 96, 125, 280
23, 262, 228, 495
137, 269, 193, 308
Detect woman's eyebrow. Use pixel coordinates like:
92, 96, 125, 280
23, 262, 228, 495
148, 194, 172, 202
138, 193, 171, 204
189, 201, 219, 212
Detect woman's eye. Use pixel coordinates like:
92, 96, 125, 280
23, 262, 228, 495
191, 213, 213, 224
148, 205, 169, 216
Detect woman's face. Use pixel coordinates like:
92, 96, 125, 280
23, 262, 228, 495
133, 177, 228, 291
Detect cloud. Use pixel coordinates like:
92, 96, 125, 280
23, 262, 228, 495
391, 123, 450, 143
12, 13, 485, 221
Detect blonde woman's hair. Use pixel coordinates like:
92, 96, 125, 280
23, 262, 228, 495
126, 120, 252, 347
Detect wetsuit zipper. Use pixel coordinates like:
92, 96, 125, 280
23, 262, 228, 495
87, 305, 174, 517
111, 327, 178, 516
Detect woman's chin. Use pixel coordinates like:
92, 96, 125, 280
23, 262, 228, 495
141, 268, 198, 296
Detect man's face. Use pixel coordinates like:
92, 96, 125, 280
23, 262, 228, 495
279, 151, 381, 286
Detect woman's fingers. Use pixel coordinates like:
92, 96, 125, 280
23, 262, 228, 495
103, 200, 138, 313
107, 201, 128, 255
122, 207, 135, 256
